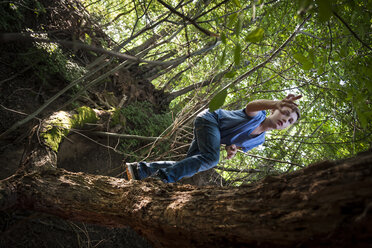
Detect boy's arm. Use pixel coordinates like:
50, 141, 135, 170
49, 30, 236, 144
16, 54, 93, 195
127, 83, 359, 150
245, 94, 301, 117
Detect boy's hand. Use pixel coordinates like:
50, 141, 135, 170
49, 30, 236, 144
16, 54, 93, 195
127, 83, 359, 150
226, 144, 238, 159
275, 94, 302, 114
285, 94, 302, 102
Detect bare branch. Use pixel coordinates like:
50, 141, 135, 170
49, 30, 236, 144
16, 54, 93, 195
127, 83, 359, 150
245, 152, 304, 168
332, 11, 372, 51
0, 33, 178, 66
168, 69, 228, 100
92, 131, 165, 142
215, 166, 261, 173
156, 0, 219, 37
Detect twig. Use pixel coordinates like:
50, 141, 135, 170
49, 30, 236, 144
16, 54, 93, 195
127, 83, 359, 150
245, 152, 303, 167
193, 0, 230, 20
215, 166, 261, 173
0, 104, 40, 120
0, 33, 182, 66
0, 63, 34, 86
92, 131, 165, 142
332, 11, 372, 51
156, 0, 219, 37
70, 129, 138, 157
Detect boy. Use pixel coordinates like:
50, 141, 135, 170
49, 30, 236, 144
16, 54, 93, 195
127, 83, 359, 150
126, 94, 301, 183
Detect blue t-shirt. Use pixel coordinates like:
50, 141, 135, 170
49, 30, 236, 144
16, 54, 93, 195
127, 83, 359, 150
198, 109, 266, 152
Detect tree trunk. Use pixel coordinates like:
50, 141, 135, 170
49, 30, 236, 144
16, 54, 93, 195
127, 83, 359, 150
1, 135, 371, 248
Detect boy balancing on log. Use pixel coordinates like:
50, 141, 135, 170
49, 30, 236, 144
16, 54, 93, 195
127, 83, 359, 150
125, 94, 302, 183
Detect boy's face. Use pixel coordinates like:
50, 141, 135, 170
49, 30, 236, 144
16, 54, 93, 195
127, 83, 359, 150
269, 106, 298, 130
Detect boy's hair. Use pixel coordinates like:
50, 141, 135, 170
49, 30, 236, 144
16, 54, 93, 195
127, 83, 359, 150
273, 107, 301, 122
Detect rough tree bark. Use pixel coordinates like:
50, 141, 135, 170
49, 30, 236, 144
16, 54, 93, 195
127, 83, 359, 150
1, 132, 371, 248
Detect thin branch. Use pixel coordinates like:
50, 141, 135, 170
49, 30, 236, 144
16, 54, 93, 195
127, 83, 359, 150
197, 0, 279, 24
161, 62, 195, 91
245, 153, 303, 168
0, 63, 34, 86
104, 7, 135, 26
156, 0, 219, 37
0, 33, 177, 66
332, 11, 372, 51
298, 31, 323, 40
168, 69, 228, 100
286, 115, 329, 172
0, 104, 40, 120
215, 166, 261, 173
69, 129, 137, 157
91, 131, 166, 142
193, 0, 231, 20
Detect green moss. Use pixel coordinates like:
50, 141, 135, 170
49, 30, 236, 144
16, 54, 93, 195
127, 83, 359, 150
40, 107, 99, 152
110, 108, 125, 126
70, 106, 99, 128
40, 111, 72, 152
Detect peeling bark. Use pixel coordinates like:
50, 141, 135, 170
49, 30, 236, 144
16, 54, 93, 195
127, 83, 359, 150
1, 138, 371, 247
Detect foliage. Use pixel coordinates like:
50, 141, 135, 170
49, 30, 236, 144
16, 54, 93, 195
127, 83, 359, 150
111, 102, 173, 157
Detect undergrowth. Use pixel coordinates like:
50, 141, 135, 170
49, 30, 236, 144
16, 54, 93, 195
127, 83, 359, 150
112, 102, 173, 159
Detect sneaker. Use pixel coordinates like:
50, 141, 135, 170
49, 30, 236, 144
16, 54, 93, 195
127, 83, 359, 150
125, 162, 140, 180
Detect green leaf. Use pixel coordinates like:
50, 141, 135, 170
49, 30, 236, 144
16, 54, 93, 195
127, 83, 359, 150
228, 13, 238, 28
224, 71, 236, 78
245, 28, 264, 43
315, 0, 332, 22
221, 32, 227, 44
234, 16, 243, 36
366, 79, 372, 94
356, 108, 368, 128
232, 0, 242, 8
293, 53, 313, 70
297, 0, 313, 16
220, 47, 227, 65
340, 47, 348, 58
209, 89, 228, 112
234, 43, 242, 65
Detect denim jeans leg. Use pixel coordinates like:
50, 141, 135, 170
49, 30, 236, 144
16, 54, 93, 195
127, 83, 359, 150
186, 138, 199, 157
136, 131, 199, 179
155, 117, 220, 183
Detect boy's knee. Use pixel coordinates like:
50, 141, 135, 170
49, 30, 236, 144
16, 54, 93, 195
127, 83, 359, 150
204, 152, 220, 166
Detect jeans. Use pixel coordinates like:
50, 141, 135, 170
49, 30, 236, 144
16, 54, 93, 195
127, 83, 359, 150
137, 117, 220, 183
